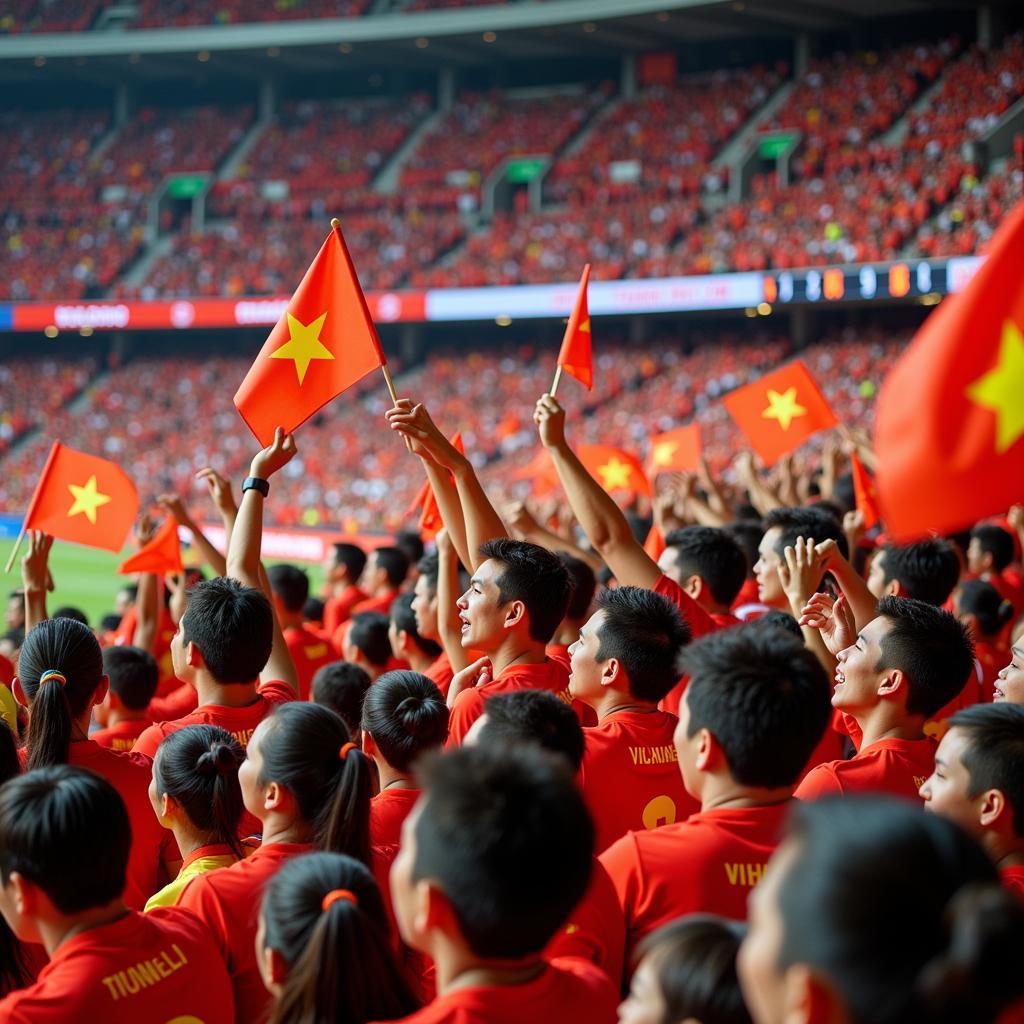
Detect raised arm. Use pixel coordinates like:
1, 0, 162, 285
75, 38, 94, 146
196, 467, 239, 565
734, 450, 784, 516
158, 491, 227, 578
817, 539, 879, 631
435, 527, 471, 674
20, 531, 52, 632
504, 501, 604, 573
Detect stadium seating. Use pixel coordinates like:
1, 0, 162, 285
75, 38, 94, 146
0, 356, 97, 455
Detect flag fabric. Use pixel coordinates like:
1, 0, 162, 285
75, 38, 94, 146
119, 517, 183, 576
555, 264, 593, 390
723, 359, 838, 465
875, 200, 1024, 540
850, 452, 881, 531
23, 442, 138, 553
515, 449, 561, 499
408, 434, 464, 537
647, 424, 701, 476
643, 523, 666, 561
234, 223, 387, 446
578, 444, 651, 498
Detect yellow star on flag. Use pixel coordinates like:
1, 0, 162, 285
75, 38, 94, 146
579, 319, 591, 334
66, 475, 112, 525
597, 457, 635, 491
761, 387, 808, 432
652, 441, 679, 467
269, 311, 335, 385
966, 320, 1024, 454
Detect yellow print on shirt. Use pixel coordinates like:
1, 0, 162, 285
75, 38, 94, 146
101, 943, 188, 1001
724, 862, 766, 887
230, 727, 255, 748
629, 744, 678, 767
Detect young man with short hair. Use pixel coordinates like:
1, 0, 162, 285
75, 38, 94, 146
350, 546, 410, 619
321, 541, 368, 634
342, 611, 394, 682
390, 591, 442, 675
659, 525, 747, 626
311, 661, 372, 740
91, 646, 158, 752
865, 537, 961, 607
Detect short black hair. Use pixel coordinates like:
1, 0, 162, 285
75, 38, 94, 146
102, 646, 159, 711
303, 597, 325, 623
394, 531, 425, 569
682, 623, 831, 787
52, 606, 89, 626
332, 543, 367, 581
183, 577, 273, 683
476, 690, 585, 771
390, 592, 441, 659
957, 579, 1016, 638
971, 525, 1015, 573
559, 553, 597, 622
362, 671, 448, 772
950, 704, 1024, 837
881, 539, 961, 607
0, 766, 130, 914
372, 547, 410, 589
875, 596, 975, 718
100, 613, 122, 633
416, 552, 439, 594
765, 506, 848, 560
312, 662, 372, 739
413, 745, 593, 957
665, 526, 748, 607
478, 538, 571, 644
267, 564, 311, 613
348, 612, 392, 668
724, 520, 763, 575
593, 586, 691, 702
755, 609, 803, 639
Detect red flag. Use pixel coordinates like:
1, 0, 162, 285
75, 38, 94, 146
723, 360, 838, 465
850, 453, 881, 531
647, 424, 701, 477
409, 434, 464, 538
875, 199, 1024, 540
514, 449, 561, 499
119, 517, 183, 575
555, 264, 593, 390
23, 442, 138, 553
234, 222, 386, 446
643, 523, 666, 560
578, 445, 651, 498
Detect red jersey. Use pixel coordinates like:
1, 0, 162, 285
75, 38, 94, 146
370, 786, 420, 851
579, 709, 698, 854
1002, 865, 1024, 899
323, 585, 368, 635
147, 682, 198, 723
91, 719, 150, 753
351, 589, 401, 618
423, 650, 455, 698
795, 737, 935, 802
381, 957, 618, 1024
0, 908, 234, 1023
175, 841, 313, 1024
600, 802, 790, 967
283, 624, 339, 701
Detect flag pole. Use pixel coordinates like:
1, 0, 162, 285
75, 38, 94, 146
550, 365, 563, 399
5, 440, 62, 575
3, 523, 26, 575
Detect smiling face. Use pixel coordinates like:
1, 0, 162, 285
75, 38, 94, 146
832, 615, 894, 714
753, 528, 787, 610
456, 558, 511, 652
994, 644, 1024, 703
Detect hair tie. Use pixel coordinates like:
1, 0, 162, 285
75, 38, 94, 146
339, 741, 357, 761
38, 670, 67, 688
322, 888, 358, 912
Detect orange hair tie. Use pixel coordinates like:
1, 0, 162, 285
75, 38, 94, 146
322, 888, 358, 912
38, 670, 67, 688
339, 741, 358, 761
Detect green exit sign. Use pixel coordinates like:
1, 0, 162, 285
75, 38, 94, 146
759, 132, 798, 160
167, 175, 208, 199
506, 158, 547, 183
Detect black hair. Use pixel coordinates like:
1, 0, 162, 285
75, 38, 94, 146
52, 606, 89, 626
263, 852, 419, 1024
0, 765, 130, 914
664, 526, 748, 607
102, 645, 158, 711
348, 612, 392, 669
765, 506, 848, 560
881, 538, 961, 607
593, 586, 691, 703
874, 596, 976, 719
182, 577, 273, 683
0, 725, 30, 997
754, 609, 803, 639
311, 662, 372, 740
559, 553, 597, 622
949, 704, 1024, 837
682, 623, 831, 787
18, 618, 105, 772
100, 613, 122, 633
152, 725, 245, 858
832, 472, 856, 515
258, 703, 371, 864
394, 530, 425, 569
390, 593, 442, 659
971, 525, 1015, 573
637, 916, 752, 1024
775, 797, 1024, 1024
723, 520, 763, 577
413, 745, 593, 958
303, 597, 325, 623
372, 546, 410, 589
362, 671, 448, 773
267, 564, 311, 614
475, 691, 585, 772
117, 583, 139, 603
332, 542, 368, 582
956, 579, 1015, 639
416, 552, 439, 593
477, 538, 571, 644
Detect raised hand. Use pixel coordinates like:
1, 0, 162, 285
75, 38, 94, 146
777, 536, 830, 612
385, 400, 464, 469
250, 427, 298, 480
157, 492, 194, 528
195, 467, 237, 518
505, 500, 540, 536
534, 393, 567, 450
21, 530, 54, 595
799, 591, 856, 657
165, 571, 188, 626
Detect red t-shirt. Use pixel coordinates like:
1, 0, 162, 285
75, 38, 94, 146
147, 682, 199, 723
91, 719, 150, 753
283, 625, 339, 701
423, 651, 455, 699
795, 737, 935, 802
323, 585, 368, 635
600, 802, 791, 967
1002, 865, 1024, 899
0, 908, 235, 1022
370, 786, 420, 851
380, 957, 618, 1024
580, 709, 699, 854
351, 589, 401, 618
175, 841, 313, 1024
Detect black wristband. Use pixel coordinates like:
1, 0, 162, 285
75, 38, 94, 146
241, 476, 270, 497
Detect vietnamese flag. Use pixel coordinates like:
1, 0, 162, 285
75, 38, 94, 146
234, 221, 387, 446
647, 424, 701, 477
408, 434, 464, 537
723, 360, 838, 465
555, 264, 593, 390
23, 442, 138, 553
850, 452, 881, 531
119, 517, 183, 575
579, 444, 651, 498
875, 199, 1024, 540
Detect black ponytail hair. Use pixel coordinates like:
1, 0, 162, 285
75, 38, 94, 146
957, 579, 1016, 639
258, 703, 372, 864
18, 618, 104, 772
152, 724, 245, 858
263, 851, 420, 1024
0, 724, 30, 997
361, 670, 449, 773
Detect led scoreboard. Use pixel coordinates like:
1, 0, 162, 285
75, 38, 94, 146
763, 259, 960, 306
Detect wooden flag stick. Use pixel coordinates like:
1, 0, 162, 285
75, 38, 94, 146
381, 361, 400, 405
550, 365, 563, 399
3, 522, 26, 575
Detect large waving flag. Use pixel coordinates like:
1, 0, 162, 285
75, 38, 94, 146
555, 264, 593, 390
579, 444, 651, 498
119, 517, 183, 575
875, 200, 1024, 540
234, 220, 386, 446
647, 424, 701, 477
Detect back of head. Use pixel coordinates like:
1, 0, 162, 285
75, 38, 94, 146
971, 524, 1015, 573
560, 553, 597, 622
765, 506, 848, 560
362, 671, 449, 772
263, 851, 418, 1024
753, 610, 802, 639
595, 586, 691, 702
957, 579, 1015, 639
475, 690, 585, 772
390, 593, 441, 659
183, 577, 273, 683
478, 538, 571, 644
348, 612, 393, 668
681, 623, 831, 787
266, 564, 310, 614
413, 745, 593, 957
724, 520, 763, 577
665, 525, 748, 608
875, 596, 975, 718
882, 538, 961, 606
374, 546, 411, 589
394, 531, 425, 570
19, 618, 104, 772
333, 543, 368, 582
52, 606, 89, 626
776, 797, 1024, 1024
102, 645, 159, 711
0, 765, 129, 915
311, 661, 372, 739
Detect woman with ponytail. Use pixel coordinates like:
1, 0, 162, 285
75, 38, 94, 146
176, 701, 372, 1023
258, 852, 419, 1024
738, 797, 1024, 1024
15, 618, 177, 909
146, 724, 245, 910
955, 579, 1015, 702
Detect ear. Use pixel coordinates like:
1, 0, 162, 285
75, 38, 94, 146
93, 674, 109, 706
877, 668, 905, 701
396, 630, 411, 655
423, 881, 459, 940
781, 963, 839, 1024
362, 731, 378, 759
682, 574, 704, 600
601, 657, 622, 690
7, 871, 37, 919
694, 727, 716, 773
11, 677, 26, 708
185, 639, 204, 670
264, 780, 288, 815
502, 600, 526, 631
978, 788, 1008, 830
886, 578, 904, 598
159, 791, 179, 823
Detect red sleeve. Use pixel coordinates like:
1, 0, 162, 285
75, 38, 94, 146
131, 723, 167, 760
445, 689, 485, 748
794, 762, 843, 801
114, 607, 138, 646
653, 574, 718, 641
174, 876, 232, 963
257, 679, 299, 704
148, 682, 198, 723
598, 831, 645, 927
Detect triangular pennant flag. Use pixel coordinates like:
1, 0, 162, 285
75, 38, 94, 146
413, 434, 465, 538
119, 517, 183, 575
234, 222, 387, 446
850, 452, 881, 531
643, 522, 666, 561
647, 424, 701, 477
578, 444, 651, 498
555, 264, 593, 390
